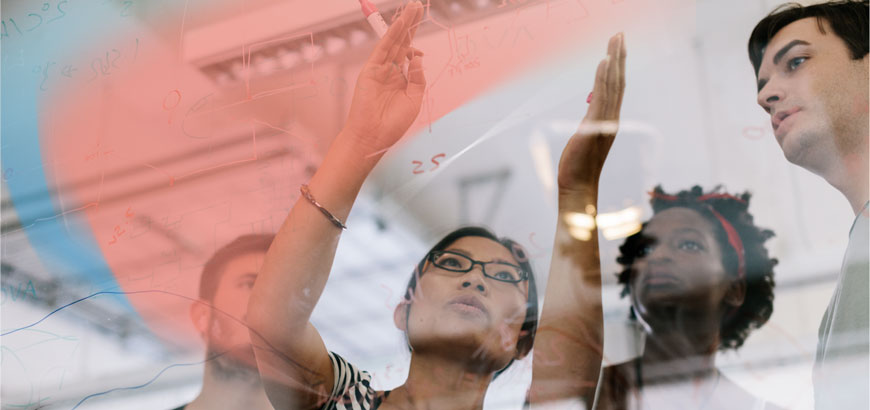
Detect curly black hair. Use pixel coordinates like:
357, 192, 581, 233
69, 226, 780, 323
616, 186, 778, 350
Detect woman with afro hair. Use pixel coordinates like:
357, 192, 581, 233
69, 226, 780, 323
595, 185, 782, 410
526, 36, 781, 408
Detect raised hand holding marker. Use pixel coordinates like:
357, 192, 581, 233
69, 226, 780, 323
359, 0, 390, 38
359, 0, 419, 79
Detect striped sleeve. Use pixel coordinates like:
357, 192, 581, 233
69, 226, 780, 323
321, 351, 378, 410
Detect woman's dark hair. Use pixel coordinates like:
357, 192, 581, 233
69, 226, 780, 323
402, 226, 539, 369
748, 0, 869, 77
616, 186, 778, 350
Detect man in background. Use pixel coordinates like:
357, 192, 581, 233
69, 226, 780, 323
173, 234, 276, 410
748, 1, 868, 409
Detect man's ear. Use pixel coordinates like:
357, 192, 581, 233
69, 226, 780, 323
190, 300, 211, 337
393, 300, 409, 331
723, 278, 747, 308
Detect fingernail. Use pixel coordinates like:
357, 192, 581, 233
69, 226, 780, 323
587, 92, 593, 104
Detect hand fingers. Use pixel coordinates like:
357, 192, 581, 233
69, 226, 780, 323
610, 33, 626, 117
402, 3, 425, 59
408, 3, 424, 43
604, 34, 620, 118
586, 55, 608, 122
386, 2, 423, 64
578, 33, 626, 138
606, 33, 626, 124
400, 3, 424, 62
384, 21, 412, 63
606, 32, 619, 61
617, 33, 627, 111
369, 15, 407, 64
406, 54, 427, 101
406, 47, 424, 60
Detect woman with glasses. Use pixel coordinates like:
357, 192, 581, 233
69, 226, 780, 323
246, 3, 538, 409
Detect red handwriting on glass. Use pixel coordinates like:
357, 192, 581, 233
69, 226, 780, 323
109, 207, 135, 245
379, 284, 394, 311
528, 232, 546, 258
412, 153, 446, 174
181, 93, 214, 139
162, 89, 182, 124
447, 56, 481, 77
448, 34, 481, 77
534, 333, 567, 366
84, 142, 114, 162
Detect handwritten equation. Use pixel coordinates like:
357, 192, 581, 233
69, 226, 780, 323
2, 0, 133, 40
1, 279, 37, 304
34, 37, 139, 91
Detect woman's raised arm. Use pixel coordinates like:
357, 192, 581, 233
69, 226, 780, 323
246, 3, 425, 409
530, 32, 626, 408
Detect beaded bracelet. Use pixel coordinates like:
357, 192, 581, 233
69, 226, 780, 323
300, 184, 347, 230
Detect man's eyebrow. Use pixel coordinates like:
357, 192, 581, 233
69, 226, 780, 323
772, 39, 810, 66
757, 40, 810, 92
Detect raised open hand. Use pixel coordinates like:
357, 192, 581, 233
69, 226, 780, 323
343, 1, 426, 156
558, 33, 626, 192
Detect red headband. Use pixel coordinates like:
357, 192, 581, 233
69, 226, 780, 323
649, 191, 747, 280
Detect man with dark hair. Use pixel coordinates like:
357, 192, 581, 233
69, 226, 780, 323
172, 234, 276, 410
748, 2, 868, 409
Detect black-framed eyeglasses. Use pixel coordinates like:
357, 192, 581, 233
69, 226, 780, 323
427, 250, 528, 284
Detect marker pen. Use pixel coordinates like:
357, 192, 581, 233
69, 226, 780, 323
359, 0, 412, 79
359, 0, 389, 38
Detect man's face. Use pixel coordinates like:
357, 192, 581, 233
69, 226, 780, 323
755, 17, 869, 174
204, 251, 264, 374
